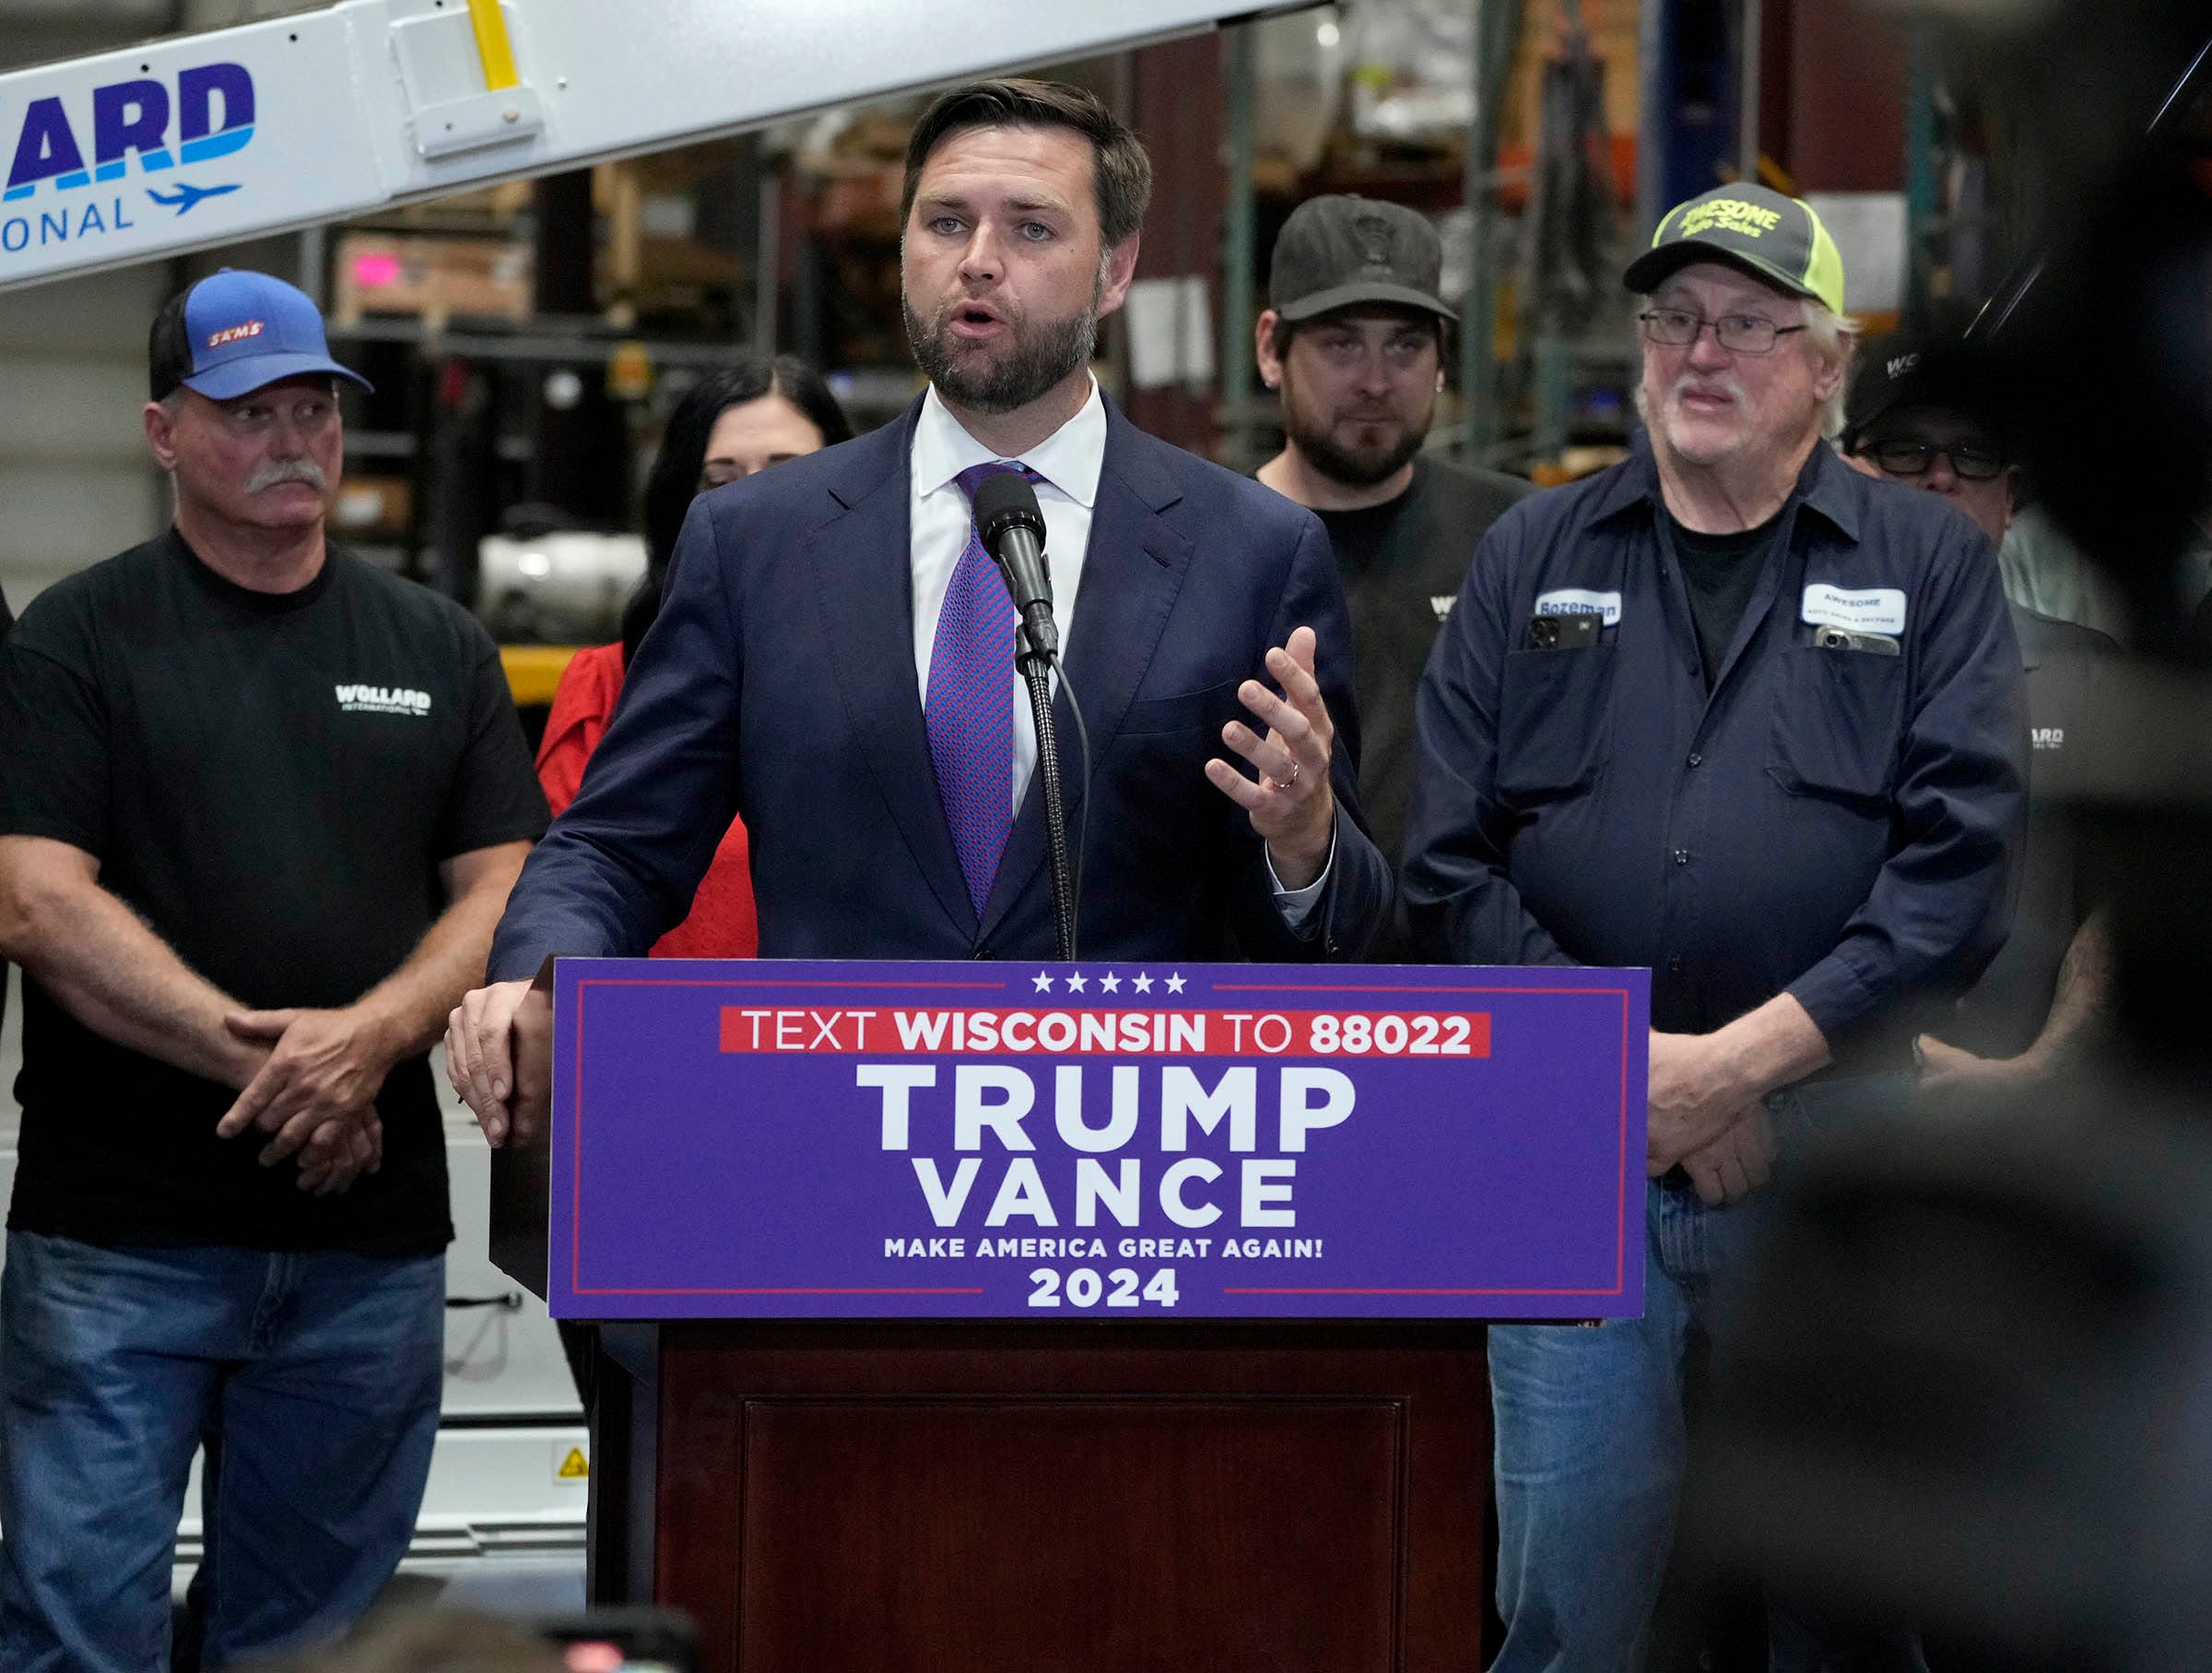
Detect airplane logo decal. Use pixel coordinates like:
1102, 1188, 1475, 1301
146, 181, 240, 215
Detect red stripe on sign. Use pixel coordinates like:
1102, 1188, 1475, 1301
716, 1007, 1490, 1059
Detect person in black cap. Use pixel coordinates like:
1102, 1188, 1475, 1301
1842, 331, 2117, 1105
0, 269, 547, 1666
1254, 194, 1529, 878
1404, 184, 2027, 1671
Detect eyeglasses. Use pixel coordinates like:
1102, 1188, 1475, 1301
1865, 439, 2007, 481
1638, 308, 1806, 356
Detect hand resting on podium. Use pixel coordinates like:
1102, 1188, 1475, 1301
445, 973, 552, 1148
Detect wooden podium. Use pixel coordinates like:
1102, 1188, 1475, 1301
569, 1318, 1489, 1670
499, 1155, 1489, 1667
492, 958, 1646, 1671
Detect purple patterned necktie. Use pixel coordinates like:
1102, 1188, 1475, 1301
928, 459, 1045, 914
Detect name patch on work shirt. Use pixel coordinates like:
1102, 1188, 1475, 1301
1534, 588, 1622, 627
1801, 583, 1907, 635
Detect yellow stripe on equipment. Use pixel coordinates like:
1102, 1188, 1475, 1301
500, 643, 577, 709
465, 0, 520, 91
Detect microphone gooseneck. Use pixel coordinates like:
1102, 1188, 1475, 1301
971, 472, 1059, 669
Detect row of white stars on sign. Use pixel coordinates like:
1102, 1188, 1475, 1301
1031, 970, 1186, 996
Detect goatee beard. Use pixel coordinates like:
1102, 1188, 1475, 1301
1289, 417, 1426, 489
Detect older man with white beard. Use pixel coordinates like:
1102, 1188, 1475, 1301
1403, 186, 2027, 1670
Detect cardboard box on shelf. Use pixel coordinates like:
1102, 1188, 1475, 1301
595, 148, 757, 312
333, 233, 534, 326
371, 178, 534, 233
332, 475, 412, 536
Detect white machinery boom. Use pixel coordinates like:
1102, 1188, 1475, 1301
0, 0, 1291, 292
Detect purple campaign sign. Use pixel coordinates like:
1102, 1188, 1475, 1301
547, 960, 1648, 1320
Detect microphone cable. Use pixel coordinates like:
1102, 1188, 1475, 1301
1018, 641, 1088, 961
1052, 649, 1091, 948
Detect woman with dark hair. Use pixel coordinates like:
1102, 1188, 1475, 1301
535, 354, 853, 958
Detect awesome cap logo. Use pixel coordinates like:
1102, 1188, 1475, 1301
1677, 197, 1783, 241
206, 320, 263, 348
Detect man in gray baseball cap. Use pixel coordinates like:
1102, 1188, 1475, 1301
1253, 194, 1528, 882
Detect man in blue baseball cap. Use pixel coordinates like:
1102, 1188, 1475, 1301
155, 265, 378, 401
131, 268, 376, 566
0, 269, 547, 1667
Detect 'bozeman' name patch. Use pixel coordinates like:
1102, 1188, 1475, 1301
1534, 588, 1622, 627
335, 684, 432, 716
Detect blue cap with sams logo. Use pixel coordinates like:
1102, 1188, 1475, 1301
172, 268, 371, 400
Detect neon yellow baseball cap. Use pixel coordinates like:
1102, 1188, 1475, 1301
1625, 184, 1846, 315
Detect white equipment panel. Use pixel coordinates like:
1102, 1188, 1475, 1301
0, 0, 1296, 292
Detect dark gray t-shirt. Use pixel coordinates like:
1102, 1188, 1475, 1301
1306, 454, 1532, 870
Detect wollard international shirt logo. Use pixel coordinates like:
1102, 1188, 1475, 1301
334, 683, 431, 716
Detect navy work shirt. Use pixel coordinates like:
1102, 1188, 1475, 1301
1403, 432, 2029, 1066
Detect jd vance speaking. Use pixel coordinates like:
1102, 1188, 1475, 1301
448, 79, 1393, 1138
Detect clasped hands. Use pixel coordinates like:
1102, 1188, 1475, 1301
1647, 1029, 1781, 1207
214, 1005, 397, 1196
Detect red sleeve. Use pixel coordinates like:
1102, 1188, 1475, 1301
534, 642, 626, 819
650, 818, 759, 960
535, 640, 759, 960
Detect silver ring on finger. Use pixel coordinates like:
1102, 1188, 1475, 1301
1283, 759, 1300, 786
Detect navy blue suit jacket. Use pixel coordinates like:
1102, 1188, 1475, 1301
488, 395, 1391, 977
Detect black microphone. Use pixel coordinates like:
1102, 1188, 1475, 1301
971, 472, 1059, 668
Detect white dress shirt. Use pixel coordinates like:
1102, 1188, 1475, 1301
906, 378, 1329, 917
909, 378, 1103, 814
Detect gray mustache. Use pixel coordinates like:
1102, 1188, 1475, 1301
246, 458, 328, 493
1672, 375, 1744, 406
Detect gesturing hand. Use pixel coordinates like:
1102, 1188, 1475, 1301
1203, 624, 1337, 889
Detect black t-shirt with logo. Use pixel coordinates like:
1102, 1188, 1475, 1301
0, 531, 547, 1254
1932, 604, 2115, 1059
1305, 454, 1532, 874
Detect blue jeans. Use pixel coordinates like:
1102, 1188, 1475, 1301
0, 1232, 444, 1673
1488, 1078, 1925, 1673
